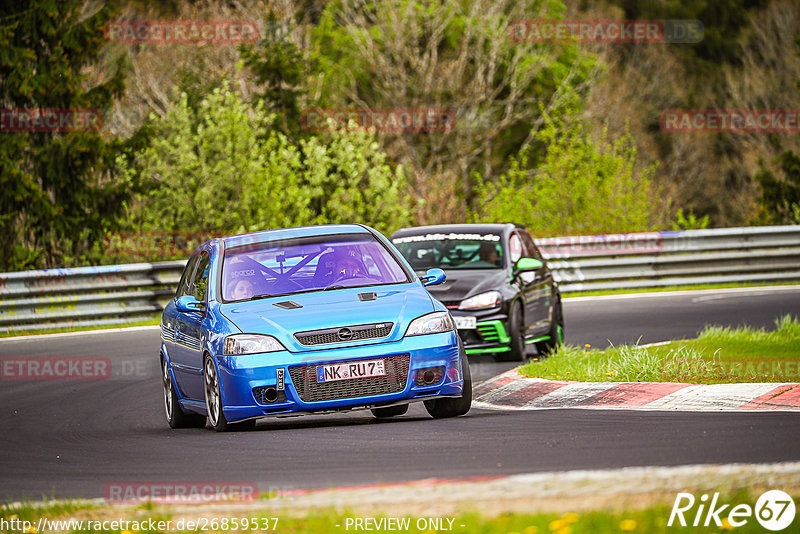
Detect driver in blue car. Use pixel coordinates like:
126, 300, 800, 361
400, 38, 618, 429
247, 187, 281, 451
334, 252, 366, 280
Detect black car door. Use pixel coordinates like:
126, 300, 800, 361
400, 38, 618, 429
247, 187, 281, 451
509, 231, 539, 332
520, 231, 552, 334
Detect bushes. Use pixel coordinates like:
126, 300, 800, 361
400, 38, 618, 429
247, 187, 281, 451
120, 84, 413, 240
472, 112, 659, 236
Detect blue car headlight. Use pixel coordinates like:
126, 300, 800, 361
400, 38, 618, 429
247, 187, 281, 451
405, 311, 455, 337
224, 334, 285, 355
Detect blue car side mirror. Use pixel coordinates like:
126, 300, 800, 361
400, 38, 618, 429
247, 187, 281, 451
421, 268, 446, 287
175, 295, 205, 313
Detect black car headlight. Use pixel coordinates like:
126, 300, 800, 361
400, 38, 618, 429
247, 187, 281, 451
459, 290, 502, 310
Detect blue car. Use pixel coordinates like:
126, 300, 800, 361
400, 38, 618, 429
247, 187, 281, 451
160, 224, 471, 431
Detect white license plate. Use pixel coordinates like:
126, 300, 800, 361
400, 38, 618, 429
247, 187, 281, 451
454, 316, 476, 329
316, 359, 386, 382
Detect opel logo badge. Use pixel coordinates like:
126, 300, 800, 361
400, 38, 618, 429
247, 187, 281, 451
337, 328, 353, 341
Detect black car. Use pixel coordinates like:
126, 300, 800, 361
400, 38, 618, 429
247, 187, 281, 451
390, 223, 563, 361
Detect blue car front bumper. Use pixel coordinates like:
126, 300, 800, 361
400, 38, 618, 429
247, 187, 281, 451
210, 331, 463, 422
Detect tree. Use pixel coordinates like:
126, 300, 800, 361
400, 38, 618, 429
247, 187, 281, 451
472, 112, 659, 236
121, 84, 412, 237
0, 0, 127, 270
755, 150, 800, 224
310, 0, 597, 223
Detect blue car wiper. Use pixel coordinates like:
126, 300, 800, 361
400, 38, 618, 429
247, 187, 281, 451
246, 292, 274, 301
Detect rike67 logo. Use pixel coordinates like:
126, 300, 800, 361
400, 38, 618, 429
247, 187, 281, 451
669, 490, 796, 531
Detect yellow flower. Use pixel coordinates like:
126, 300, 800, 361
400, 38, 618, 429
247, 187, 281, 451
122, 530, 132, 534
721, 518, 734, 530
549, 519, 565, 531
620, 519, 637, 531
523, 527, 539, 534
24, 527, 37, 534
562, 513, 579, 524
585, 344, 591, 348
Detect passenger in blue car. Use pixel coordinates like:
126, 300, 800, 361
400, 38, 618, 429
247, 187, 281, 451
230, 278, 255, 300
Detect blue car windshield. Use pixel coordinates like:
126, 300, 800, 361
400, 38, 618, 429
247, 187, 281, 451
392, 234, 503, 270
221, 233, 409, 301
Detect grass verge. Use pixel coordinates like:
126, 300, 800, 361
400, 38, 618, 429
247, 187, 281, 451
519, 315, 800, 384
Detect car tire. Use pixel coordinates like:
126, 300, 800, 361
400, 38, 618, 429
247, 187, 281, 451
203, 355, 255, 432
163, 357, 206, 429
424, 349, 472, 419
536, 295, 564, 356
371, 404, 409, 418
502, 300, 526, 362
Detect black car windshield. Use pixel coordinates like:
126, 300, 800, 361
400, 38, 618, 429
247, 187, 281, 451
222, 233, 409, 301
392, 233, 503, 270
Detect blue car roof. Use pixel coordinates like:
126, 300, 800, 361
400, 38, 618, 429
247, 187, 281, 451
222, 224, 372, 248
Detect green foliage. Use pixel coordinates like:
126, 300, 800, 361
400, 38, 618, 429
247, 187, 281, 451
670, 208, 710, 231
299, 130, 413, 234
754, 150, 800, 224
0, 0, 127, 270
239, 9, 305, 137
611, 0, 768, 66
121, 84, 412, 238
519, 315, 800, 384
472, 112, 659, 236
309, 0, 597, 216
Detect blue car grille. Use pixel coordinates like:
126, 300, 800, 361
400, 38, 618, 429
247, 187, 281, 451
294, 322, 393, 346
288, 354, 410, 402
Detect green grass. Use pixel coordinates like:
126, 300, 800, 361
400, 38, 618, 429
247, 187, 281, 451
519, 315, 800, 384
0, 500, 95, 527
0, 490, 786, 533
563, 280, 799, 298
0, 315, 161, 338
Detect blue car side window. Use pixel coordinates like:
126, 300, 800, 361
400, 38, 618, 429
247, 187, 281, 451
190, 252, 211, 302
175, 253, 199, 298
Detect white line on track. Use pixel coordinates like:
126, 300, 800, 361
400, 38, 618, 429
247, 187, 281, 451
563, 284, 800, 302
0, 325, 159, 343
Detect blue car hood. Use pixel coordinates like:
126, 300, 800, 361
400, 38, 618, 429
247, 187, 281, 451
218, 283, 435, 352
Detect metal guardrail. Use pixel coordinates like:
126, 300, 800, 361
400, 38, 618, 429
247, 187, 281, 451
0, 226, 798, 332
537, 225, 800, 292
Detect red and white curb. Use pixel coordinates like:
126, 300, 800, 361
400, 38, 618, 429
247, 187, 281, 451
473, 370, 800, 411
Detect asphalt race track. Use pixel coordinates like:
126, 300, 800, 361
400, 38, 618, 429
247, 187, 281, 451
1, 287, 799, 501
